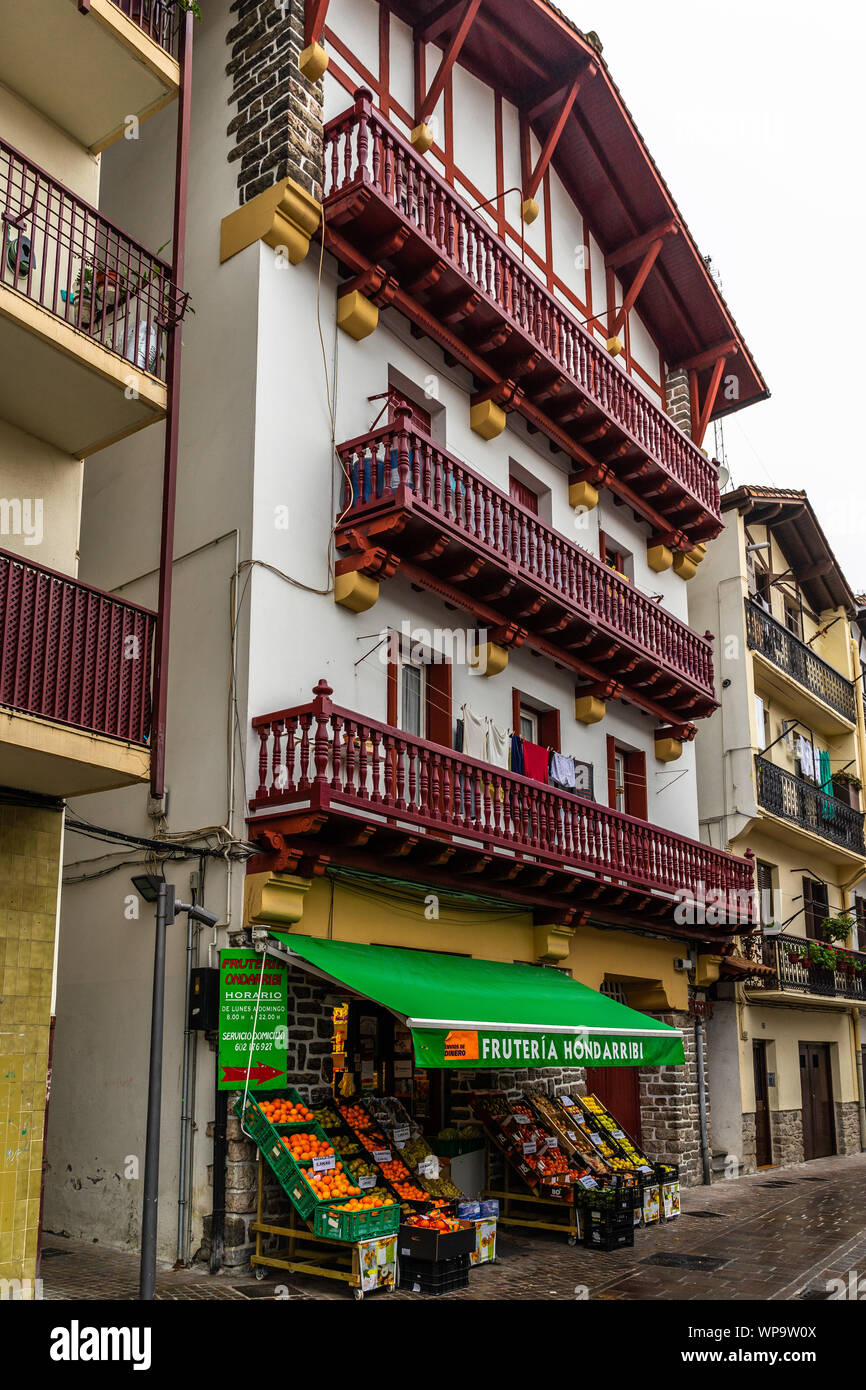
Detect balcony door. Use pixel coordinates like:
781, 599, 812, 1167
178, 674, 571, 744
752, 1041, 773, 1167
799, 1043, 836, 1160
803, 877, 829, 940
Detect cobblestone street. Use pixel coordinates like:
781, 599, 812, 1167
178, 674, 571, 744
40, 1153, 866, 1302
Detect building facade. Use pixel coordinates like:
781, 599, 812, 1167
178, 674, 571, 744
34, 0, 769, 1270
692, 487, 866, 1175
0, 0, 191, 1289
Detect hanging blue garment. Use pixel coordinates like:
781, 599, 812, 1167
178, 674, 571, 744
510, 733, 525, 775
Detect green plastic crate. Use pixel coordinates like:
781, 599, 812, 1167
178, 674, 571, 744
313, 1200, 401, 1242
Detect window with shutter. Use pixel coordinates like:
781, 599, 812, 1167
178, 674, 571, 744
387, 388, 431, 434
509, 475, 539, 514
802, 877, 829, 940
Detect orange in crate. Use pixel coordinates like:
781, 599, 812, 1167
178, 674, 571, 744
259, 1097, 313, 1125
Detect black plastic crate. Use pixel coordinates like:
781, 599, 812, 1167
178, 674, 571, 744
583, 1219, 635, 1252
583, 1206, 633, 1231
398, 1252, 470, 1295
576, 1184, 639, 1214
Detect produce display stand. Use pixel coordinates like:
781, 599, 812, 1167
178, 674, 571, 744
481, 1142, 581, 1245
249, 1154, 395, 1300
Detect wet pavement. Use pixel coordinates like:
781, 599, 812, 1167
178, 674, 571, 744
38, 1152, 866, 1302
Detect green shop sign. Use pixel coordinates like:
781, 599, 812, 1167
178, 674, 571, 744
218, 949, 288, 1090
412, 1027, 684, 1070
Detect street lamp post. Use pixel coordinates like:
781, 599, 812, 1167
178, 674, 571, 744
131, 873, 220, 1301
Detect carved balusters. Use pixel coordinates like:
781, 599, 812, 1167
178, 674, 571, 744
255, 723, 270, 800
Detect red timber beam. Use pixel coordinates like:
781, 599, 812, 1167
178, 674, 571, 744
411, 0, 483, 145
604, 218, 679, 340
519, 66, 595, 222
680, 339, 737, 448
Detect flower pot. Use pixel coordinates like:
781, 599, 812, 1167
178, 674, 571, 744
95, 269, 123, 308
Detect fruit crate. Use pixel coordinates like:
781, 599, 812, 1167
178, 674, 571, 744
583, 1215, 636, 1251
234, 1088, 311, 1150
575, 1183, 640, 1214
314, 1200, 401, 1242
398, 1252, 470, 1295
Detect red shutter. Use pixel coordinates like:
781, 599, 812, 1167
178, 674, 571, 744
599, 531, 608, 563
509, 476, 538, 514
387, 651, 398, 727
426, 660, 452, 747
388, 389, 431, 434
512, 689, 522, 732
626, 750, 647, 820
540, 708, 560, 753
606, 735, 617, 809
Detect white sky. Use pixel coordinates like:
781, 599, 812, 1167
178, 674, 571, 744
555, 1, 866, 591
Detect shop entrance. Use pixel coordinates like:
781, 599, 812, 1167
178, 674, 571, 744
752, 1041, 773, 1167
585, 1066, 642, 1144
798, 1042, 835, 1160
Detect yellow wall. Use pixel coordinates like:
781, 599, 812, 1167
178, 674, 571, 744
0, 81, 100, 201
730, 824, 858, 946
739, 1001, 858, 1111
0, 799, 61, 1292
278, 875, 687, 1008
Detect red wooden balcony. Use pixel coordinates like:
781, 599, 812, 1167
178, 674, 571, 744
247, 682, 755, 939
336, 416, 717, 725
0, 138, 185, 452
323, 92, 723, 549
1, 548, 154, 746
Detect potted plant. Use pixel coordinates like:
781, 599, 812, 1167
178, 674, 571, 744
820, 913, 855, 945
831, 769, 862, 809
806, 940, 838, 973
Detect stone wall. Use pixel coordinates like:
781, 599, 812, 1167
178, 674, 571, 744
638, 1010, 708, 1187
770, 1108, 804, 1167
835, 1100, 863, 1156
226, 0, 324, 206
664, 366, 692, 436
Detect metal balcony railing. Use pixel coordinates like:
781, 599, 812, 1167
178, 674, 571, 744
0, 549, 154, 745
745, 599, 855, 721
757, 932, 866, 1002
0, 138, 185, 382
111, 0, 180, 57
755, 755, 865, 853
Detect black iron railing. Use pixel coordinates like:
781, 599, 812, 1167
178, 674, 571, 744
757, 932, 866, 1001
745, 599, 855, 721
755, 755, 865, 852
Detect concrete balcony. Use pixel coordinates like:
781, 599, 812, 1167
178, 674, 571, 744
746, 598, 856, 736
0, 0, 180, 153
0, 547, 154, 796
0, 138, 185, 455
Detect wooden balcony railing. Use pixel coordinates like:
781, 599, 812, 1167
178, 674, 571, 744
0, 549, 154, 745
110, 0, 180, 57
250, 682, 754, 920
337, 417, 716, 720
755, 755, 865, 854
745, 599, 856, 722
323, 94, 722, 542
0, 138, 185, 381
757, 932, 866, 1002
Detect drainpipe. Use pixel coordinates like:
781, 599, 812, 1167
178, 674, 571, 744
151, 8, 193, 797
695, 1014, 711, 1184
851, 1008, 866, 1151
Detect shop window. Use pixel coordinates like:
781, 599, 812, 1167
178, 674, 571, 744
606, 736, 647, 819
802, 877, 829, 940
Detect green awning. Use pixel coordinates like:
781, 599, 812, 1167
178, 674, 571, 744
268, 934, 684, 1069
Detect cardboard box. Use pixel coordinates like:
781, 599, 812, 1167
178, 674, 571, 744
398, 1221, 477, 1262
469, 1217, 497, 1266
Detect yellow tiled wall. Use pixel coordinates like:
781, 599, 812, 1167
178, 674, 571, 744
0, 800, 61, 1294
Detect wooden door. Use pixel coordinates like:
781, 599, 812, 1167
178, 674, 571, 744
585, 1067, 642, 1144
799, 1042, 836, 1160
752, 1040, 773, 1167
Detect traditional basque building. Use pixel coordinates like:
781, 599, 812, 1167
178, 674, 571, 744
24, 0, 772, 1270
